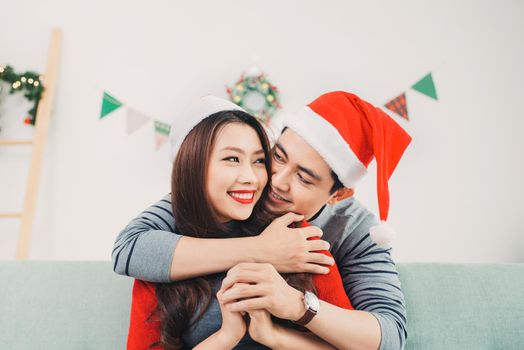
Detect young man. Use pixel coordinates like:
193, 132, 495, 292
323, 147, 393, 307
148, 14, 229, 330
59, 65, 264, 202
112, 91, 411, 349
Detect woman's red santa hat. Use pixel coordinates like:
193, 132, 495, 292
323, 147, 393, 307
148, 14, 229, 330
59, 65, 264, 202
283, 91, 412, 245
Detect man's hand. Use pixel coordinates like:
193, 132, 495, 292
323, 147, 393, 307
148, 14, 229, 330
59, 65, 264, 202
254, 213, 334, 274
220, 262, 307, 321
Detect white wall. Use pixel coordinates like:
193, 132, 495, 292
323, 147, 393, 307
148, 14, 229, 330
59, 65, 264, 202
1, 0, 523, 262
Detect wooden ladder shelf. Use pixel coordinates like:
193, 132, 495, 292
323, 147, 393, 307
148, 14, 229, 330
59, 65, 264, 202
0, 28, 62, 259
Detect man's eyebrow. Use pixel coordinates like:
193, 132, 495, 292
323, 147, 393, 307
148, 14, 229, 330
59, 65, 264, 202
220, 147, 265, 155
297, 165, 322, 181
275, 143, 322, 181
274, 143, 288, 158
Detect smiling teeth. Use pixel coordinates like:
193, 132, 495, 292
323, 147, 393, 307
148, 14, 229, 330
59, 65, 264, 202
271, 191, 286, 201
230, 192, 254, 199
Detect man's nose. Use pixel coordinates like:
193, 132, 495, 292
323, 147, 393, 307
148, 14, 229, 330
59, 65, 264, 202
271, 166, 290, 192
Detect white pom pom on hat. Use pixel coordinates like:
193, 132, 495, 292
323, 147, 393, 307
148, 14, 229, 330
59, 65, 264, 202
370, 221, 397, 246
283, 91, 412, 245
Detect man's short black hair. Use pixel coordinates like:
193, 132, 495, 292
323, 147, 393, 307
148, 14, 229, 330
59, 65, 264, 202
329, 170, 344, 195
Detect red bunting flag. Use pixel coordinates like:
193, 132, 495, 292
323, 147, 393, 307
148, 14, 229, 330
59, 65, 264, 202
385, 93, 409, 121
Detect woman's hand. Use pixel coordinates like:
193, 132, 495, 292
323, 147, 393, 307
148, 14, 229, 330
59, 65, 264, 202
215, 288, 247, 348
247, 309, 281, 348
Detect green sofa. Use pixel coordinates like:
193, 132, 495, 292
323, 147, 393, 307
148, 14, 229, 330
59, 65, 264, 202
1, 262, 523, 349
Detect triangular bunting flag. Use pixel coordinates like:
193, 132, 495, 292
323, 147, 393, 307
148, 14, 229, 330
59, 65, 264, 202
154, 121, 171, 150
126, 107, 151, 135
100, 92, 123, 119
385, 93, 409, 121
411, 73, 438, 100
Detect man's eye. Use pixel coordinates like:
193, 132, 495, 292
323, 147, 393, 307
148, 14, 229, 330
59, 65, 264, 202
223, 156, 239, 162
273, 152, 283, 162
298, 173, 312, 185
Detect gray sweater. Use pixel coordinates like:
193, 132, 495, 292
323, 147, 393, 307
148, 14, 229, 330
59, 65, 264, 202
112, 194, 407, 349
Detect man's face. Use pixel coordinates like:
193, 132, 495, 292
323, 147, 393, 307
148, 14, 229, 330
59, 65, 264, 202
265, 128, 338, 220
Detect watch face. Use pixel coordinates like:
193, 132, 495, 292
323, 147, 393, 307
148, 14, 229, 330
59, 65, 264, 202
304, 291, 320, 312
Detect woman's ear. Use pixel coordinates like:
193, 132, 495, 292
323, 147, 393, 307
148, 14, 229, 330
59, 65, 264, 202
327, 187, 354, 205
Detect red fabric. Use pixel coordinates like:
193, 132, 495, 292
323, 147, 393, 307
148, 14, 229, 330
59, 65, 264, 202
127, 221, 353, 349
294, 220, 353, 310
127, 279, 162, 350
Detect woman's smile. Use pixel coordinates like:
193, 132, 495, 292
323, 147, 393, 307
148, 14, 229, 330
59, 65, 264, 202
227, 190, 257, 204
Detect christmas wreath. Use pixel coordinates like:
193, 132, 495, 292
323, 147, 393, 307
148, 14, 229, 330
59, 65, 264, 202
0, 64, 44, 126
227, 73, 280, 123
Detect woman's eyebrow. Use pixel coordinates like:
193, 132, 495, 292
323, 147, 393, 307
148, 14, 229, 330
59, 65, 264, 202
219, 147, 265, 155
219, 146, 244, 154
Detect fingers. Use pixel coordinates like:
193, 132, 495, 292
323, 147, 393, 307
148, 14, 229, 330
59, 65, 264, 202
306, 251, 335, 266
300, 263, 331, 275
216, 289, 224, 302
306, 238, 331, 252
277, 212, 304, 226
221, 283, 266, 304
221, 270, 265, 292
247, 309, 271, 323
227, 297, 269, 312
247, 309, 264, 318
300, 225, 324, 239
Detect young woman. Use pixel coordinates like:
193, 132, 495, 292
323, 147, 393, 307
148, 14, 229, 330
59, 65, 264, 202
126, 96, 352, 349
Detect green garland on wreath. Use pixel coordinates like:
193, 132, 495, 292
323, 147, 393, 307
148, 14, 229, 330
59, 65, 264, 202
227, 73, 280, 123
0, 64, 44, 126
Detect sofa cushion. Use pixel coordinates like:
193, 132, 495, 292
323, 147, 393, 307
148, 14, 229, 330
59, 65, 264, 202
0, 261, 132, 349
1, 261, 523, 349
399, 263, 524, 350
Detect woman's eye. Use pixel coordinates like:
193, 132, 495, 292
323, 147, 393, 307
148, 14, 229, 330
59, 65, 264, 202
254, 158, 266, 164
223, 156, 239, 162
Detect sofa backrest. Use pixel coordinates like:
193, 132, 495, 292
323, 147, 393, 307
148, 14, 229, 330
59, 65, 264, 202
1, 261, 523, 349
398, 263, 524, 350
0, 261, 132, 349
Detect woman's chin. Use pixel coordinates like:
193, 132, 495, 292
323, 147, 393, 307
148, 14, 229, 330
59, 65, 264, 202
229, 209, 254, 221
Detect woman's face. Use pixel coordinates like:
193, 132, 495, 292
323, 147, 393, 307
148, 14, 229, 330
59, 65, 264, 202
206, 122, 268, 222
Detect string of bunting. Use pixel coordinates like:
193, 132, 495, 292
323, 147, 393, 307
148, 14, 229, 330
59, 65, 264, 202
99, 71, 438, 152
0, 64, 44, 126
99, 91, 171, 150
384, 72, 438, 121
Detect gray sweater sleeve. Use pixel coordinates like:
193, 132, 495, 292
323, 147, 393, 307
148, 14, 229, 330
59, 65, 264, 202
111, 194, 180, 282
312, 199, 407, 350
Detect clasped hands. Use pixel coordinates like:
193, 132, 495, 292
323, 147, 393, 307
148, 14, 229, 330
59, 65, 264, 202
216, 262, 306, 349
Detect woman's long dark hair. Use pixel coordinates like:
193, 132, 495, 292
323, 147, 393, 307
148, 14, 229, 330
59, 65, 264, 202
152, 110, 314, 349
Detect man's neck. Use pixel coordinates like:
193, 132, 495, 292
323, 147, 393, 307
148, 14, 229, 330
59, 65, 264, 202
307, 205, 326, 222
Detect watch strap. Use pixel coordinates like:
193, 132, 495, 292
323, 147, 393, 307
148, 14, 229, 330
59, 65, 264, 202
295, 308, 317, 325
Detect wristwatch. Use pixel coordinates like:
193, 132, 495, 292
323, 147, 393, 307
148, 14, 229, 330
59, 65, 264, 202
294, 291, 320, 326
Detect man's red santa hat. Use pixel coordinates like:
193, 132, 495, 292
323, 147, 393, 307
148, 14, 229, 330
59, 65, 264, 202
283, 91, 412, 245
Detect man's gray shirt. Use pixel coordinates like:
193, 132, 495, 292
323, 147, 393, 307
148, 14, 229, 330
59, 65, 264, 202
112, 194, 407, 349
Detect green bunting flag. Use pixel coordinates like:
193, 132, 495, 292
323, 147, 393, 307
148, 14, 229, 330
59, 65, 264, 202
411, 73, 438, 100
154, 121, 171, 150
98, 91, 172, 150
100, 92, 123, 119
